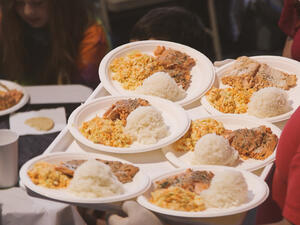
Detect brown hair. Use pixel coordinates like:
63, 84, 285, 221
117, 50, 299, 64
130, 6, 212, 59
0, 0, 92, 84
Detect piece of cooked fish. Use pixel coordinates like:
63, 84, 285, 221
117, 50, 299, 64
103, 98, 150, 125
155, 169, 214, 195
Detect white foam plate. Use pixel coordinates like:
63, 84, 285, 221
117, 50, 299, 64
162, 115, 281, 172
0, 79, 29, 116
137, 165, 269, 218
20, 152, 151, 205
201, 56, 300, 123
99, 40, 215, 107
68, 95, 190, 153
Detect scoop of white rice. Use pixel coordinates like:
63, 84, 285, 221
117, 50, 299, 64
67, 159, 124, 198
135, 72, 186, 101
125, 106, 169, 144
190, 133, 239, 166
201, 170, 248, 208
247, 87, 291, 118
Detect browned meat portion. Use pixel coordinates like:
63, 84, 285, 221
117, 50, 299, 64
0, 89, 24, 110
55, 159, 139, 184
103, 98, 150, 125
154, 46, 196, 90
155, 169, 214, 195
97, 159, 139, 183
255, 63, 297, 90
221, 56, 261, 90
221, 56, 297, 91
55, 160, 86, 176
225, 125, 278, 160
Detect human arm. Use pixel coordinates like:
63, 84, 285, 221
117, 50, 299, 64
108, 201, 164, 225
279, 144, 300, 225
282, 36, 293, 58
278, 0, 300, 60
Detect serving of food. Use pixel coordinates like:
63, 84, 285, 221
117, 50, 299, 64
20, 152, 150, 204
0, 80, 29, 116
201, 56, 299, 122
110, 46, 195, 92
99, 40, 215, 106
162, 115, 281, 171
137, 166, 269, 217
68, 95, 190, 153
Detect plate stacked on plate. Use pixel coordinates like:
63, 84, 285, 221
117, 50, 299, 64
0, 79, 29, 116
99, 40, 215, 107
201, 56, 300, 123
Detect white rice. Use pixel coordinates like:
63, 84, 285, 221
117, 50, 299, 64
135, 72, 186, 101
67, 159, 124, 198
190, 133, 239, 166
247, 87, 291, 118
125, 106, 169, 144
201, 170, 248, 208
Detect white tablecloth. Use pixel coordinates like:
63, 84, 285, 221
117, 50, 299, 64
0, 188, 86, 225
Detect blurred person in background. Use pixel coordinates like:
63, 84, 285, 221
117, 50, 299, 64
129, 6, 214, 60
279, 0, 300, 61
0, 0, 110, 89
254, 2, 300, 223
255, 108, 300, 225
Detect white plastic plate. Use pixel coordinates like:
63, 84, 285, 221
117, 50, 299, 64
99, 40, 215, 107
162, 115, 281, 172
137, 165, 269, 218
67, 95, 190, 153
20, 152, 151, 205
201, 56, 300, 123
0, 79, 29, 116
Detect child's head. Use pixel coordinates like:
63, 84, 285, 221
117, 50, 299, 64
130, 6, 211, 57
0, 0, 92, 83
14, 0, 49, 28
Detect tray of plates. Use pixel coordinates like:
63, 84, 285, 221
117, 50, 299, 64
19, 57, 278, 224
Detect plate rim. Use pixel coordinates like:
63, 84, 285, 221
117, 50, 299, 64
99, 40, 216, 106
137, 165, 269, 218
19, 152, 151, 204
67, 95, 191, 154
0, 79, 30, 116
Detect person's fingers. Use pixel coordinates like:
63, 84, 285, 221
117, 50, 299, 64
108, 214, 128, 225
122, 201, 142, 216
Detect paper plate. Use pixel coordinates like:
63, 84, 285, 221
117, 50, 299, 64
68, 95, 190, 153
162, 115, 281, 172
201, 56, 300, 123
20, 152, 151, 205
137, 165, 269, 218
0, 79, 29, 116
99, 40, 215, 107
